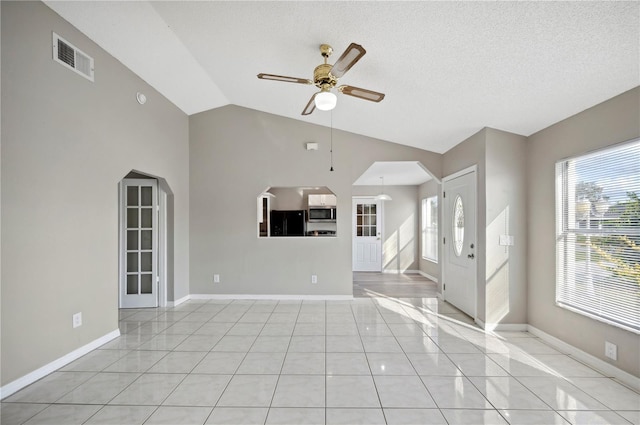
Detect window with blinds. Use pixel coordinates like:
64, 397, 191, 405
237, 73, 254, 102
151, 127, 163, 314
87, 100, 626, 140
422, 196, 438, 262
555, 138, 640, 333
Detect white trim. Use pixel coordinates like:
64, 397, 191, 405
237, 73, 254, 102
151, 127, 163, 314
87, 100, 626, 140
476, 318, 529, 332
528, 325, 640, 392
158, 188, 167, 308
442, 164, 478, 183
418, 271, 439, 283
190, 294, 354, 301
487, 323, 529, 332
167, 294, 191, 307
382, 269, 420, 274
0, 329, 120, 400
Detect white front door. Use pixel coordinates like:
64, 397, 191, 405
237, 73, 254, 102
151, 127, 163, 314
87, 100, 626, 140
120, 179, 158, 308
353, 198, 382, 272
443, 168, 477, 318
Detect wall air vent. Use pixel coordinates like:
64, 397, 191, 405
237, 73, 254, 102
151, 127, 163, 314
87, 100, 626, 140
52, 32, 94, 82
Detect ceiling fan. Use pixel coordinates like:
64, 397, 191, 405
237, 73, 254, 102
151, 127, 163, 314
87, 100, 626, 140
257, 43, 385, 115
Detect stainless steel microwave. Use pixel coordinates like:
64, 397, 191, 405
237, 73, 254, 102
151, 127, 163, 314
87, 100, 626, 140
308, 207, 336, 222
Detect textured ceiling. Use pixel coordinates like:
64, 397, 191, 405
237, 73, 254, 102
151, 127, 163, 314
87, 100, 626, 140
45, 1, 639, 154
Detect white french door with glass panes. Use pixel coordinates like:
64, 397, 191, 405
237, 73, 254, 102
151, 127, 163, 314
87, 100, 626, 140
120, 179, 158, 308
353, 198, 382, 271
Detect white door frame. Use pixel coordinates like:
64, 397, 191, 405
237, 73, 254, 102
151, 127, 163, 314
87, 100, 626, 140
118, 179, 167, 308
352, 196, 384, 272
441, 165, 478, 319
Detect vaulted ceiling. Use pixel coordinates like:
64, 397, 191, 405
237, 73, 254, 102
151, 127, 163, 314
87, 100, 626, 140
45, 1, 639, 154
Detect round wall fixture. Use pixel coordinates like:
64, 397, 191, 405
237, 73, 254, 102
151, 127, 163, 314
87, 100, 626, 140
136, 92, 147, 105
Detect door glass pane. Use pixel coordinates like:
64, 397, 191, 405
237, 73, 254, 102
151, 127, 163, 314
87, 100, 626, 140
357, 226, 363, 236
357, 204, 363, 214
127, 275, 138, 294
141, 230, 152, 250
453, 195, 465, 256
371, 204, 377, 214
127, 186, 138, 206
127, 253, 138, 273
370, 216, 376, 225
363, 216, 370, 226
141, 187, 152, 206
363, 227, 370, 237
141, 252, 152, 272
127, 208, 138, 228
140, 274, 153, 294
127, 230, 138, 250
141, 208, 152, 228
371, 225, 377, 235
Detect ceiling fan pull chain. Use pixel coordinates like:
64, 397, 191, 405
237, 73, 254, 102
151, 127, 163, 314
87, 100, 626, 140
330, 110, 334, 172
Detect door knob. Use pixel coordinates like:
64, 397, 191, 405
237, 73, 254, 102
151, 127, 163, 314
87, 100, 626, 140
468, 253, 475, 259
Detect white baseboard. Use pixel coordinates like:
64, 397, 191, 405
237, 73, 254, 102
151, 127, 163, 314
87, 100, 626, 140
417, 271, 439, 283
0, 329, 120, 400
382, 269, 420, 274
481, 322, 528, 332
167, 294, 190, 307
527, 325, 640, 392
190, 294, 354, 301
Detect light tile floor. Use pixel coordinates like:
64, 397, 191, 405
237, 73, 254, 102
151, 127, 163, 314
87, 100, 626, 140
2, 297, 639, 425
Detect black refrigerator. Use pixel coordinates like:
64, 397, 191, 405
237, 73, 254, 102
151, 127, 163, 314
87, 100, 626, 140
270, 210, 306, 236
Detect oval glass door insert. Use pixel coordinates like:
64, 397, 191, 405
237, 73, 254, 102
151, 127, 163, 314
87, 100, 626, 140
453, 195, 464, 256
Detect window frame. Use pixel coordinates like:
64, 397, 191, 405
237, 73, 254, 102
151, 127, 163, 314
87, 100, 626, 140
555, 138, 640, 334
421, 196, 438, 263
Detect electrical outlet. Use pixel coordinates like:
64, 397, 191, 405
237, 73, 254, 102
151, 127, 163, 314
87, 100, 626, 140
72, 312, 82, 328
311, 274, 318, 284
605, 341, 617, 361
213, 274, 220, 283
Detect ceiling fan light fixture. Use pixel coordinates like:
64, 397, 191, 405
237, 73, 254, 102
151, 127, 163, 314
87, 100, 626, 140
314, 91, 337, 111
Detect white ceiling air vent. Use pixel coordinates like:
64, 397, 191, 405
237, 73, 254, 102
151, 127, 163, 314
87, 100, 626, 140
52, 32, 94, 82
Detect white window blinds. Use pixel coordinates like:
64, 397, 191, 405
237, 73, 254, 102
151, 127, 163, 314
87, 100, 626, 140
422, 197, 438, 262
555, 138, 640, 333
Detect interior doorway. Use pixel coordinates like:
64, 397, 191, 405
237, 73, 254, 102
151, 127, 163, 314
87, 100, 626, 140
119, 172, 169, 309
352, 197, 383, 272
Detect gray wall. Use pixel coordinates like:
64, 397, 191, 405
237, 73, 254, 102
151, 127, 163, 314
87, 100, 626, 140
441, 128, 528, 326
418, 179, 441, 285
527, 87, 640, 377
352, 186, 420, 273
1, 2, 190, 386
485, 129, 527, 326
442, 129, 488, 322
189, 105, 442, 296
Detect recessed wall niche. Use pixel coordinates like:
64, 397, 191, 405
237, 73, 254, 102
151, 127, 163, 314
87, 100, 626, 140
258, 187, 337, 237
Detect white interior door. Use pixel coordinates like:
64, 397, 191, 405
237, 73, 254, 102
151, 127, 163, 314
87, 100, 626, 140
443, 168, 477, 318
120, 179, 158, 308
353, 198, 382, 271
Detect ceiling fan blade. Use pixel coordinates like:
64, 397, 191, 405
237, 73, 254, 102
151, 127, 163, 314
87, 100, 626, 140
330, 43, 366, 78
302, 93, 317, 115
257, 73, 313, 85
338, 85, 385, 102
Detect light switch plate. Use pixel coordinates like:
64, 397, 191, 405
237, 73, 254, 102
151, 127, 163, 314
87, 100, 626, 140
72, 312, 82, 328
